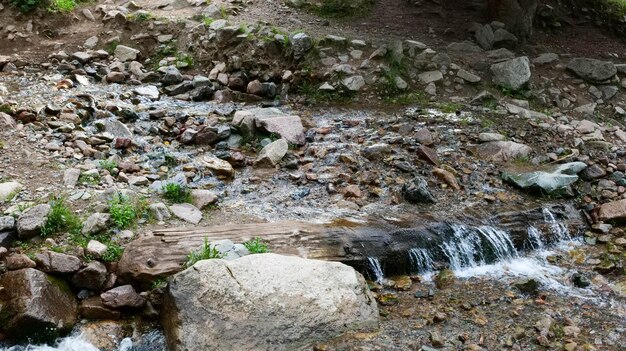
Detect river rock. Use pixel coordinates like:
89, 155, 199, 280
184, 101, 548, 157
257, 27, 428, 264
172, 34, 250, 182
149, 202, 171, 222
290, 32, 313, 58
566, 58, 617, 83
169, 203, 202, 224
162, 253, 379, 351
0, 181, 23, 202
86, 240, 108, 259
502, 162, 587, 194
0, 216, 15, 232
71, 261, 108, 290
0, 268, 77, 342
77, 321, 126, 350
598, 199, 626, 224
190, 190, 218, 210
6, 254, 36, 270
475, 24, 494, 50
114, 45, 140, 62
17, 204, 51, 239
402, 177, 436, 204
342, 75, 365, 91
79, 297, 122, 320
474, 141, 532, 162
255, 138, 289, 167
104, 120, 132, 139
234, 108, 305, 145
82, 213, 111, 235
490, 56, 531, 90
101, 285, 145, 309
201, 154, 234, 179
34, 251, 81, 275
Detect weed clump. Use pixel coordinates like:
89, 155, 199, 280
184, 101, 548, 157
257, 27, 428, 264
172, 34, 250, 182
41, 196, 82, 237
244, 237, 270, 254
162, 183, 192, 204
184, 237, 223, 268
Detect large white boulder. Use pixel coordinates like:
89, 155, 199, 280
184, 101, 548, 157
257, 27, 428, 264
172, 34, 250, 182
162, 253, 379, 351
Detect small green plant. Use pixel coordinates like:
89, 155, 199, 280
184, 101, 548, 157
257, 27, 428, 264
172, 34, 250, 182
128, 11, 154, 22
51, 0, 76, 12
219, 5, 229, 19
78, 173, 100, 185
108, 193, 138, 229
511, 156, 532, 167
104, 41, 119, 54
151, 278, 168, 290
176, 53, 194, 68
184, 237, 223, 268
41, 196, 82, 237
437, 102, 463, 113
101, 243, 124, 262
0, 140, 4, 149
162, 183, 192, 204
99, 160, 118, 173
244, 237, 270, 254
202, 16, 215, 26
10, 0, 45, 12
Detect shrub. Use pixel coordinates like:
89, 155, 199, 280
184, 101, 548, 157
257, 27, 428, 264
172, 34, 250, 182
162, 183, 192, 204
108, 193, 138, 229
9, 0, 46, 12
41, 196, 82, 237
184, 238, 223, 268
243, 237, 270, 254
99, 160, 118, 173
52, 0, 76, 12
101, 243, 124, 262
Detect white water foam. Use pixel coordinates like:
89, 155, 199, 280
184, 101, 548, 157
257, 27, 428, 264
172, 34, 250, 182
0, 334, 133, 351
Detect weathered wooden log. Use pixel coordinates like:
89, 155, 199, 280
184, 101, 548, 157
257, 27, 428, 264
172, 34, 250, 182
118, 204, 584, 283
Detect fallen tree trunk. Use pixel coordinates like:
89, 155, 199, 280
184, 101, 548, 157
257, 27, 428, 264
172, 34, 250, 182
118, 204, 584, 284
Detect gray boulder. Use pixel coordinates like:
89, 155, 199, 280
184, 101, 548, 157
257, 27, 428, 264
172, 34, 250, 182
475, 24, 494, 50
17, 204, 51, 239
101, 285, 145, 309
82, 213, 111, 235
114, 45, 140, 62
0, 181, 23, 202
254, 138, 289, 167
169, 203, 202, 225
474, 141, 532, 162
0, 268, 77, 342
162, 253, 379, 351
401, 177, 436, 204
490, 56, 531, 90
567, 58, 616, 83
502, 162, 587, 194
34, 251, 81, 275
71, 261, 107, 290
290, 32, 313, 58
233, 108, 305, 145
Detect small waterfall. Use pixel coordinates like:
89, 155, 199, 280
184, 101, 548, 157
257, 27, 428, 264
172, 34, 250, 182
367, 257, 385, 283
408, 248, 434, 273
526, 226, 544, 250
543, 208, 570, 241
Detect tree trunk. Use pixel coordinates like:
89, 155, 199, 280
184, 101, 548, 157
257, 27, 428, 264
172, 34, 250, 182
487, 0, 538, 43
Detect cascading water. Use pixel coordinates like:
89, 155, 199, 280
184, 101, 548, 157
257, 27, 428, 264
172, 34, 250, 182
367, 257, 385, 284
408, 248, 434, 273
543, 207, 571, 241
526, 226, 544, 250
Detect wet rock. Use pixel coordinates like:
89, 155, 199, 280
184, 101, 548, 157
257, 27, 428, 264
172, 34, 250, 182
490, 56, 531, 90
169, 203, 202, 224
104, 120, 132, 139
190, 190, 218, 210
580, 164, 606, 180
474, 141, 532, 162
415, 128, 434, 145
514, 278, 540, 295
34, 251, 81, 275
114, 45, 140, 62
82, 213, 111, 235
571, 272, 591, 288
134, 85, 160, 100
6, 254, 37, 270
502, 162, 587, 194
255, 139, 289, 167
0, 268, 77, 342
101, 285, 145, 309
79, 297, 121, 320
72, 261, 107, 291
566, 58, 616, 83
201, 154, 235, 179
402, 177, 436, 204
417, 145, 439, 165
17, 204, 51, 239
0, 181, 23, 202
162, 253, 379, 351
362, 143, 391, 161
434, 269, 455, 289
77, 321, 126, 349
598, 199, 626, 224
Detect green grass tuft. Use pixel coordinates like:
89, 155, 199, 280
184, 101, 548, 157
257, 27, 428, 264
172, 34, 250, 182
108, 193, 145, 229
243, 237, 270, 254
162, 183, 192, 204
184, 237, 223, 268
101, 243, 124, 262
99, 160, 118, 173
41, 196, 82, 237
